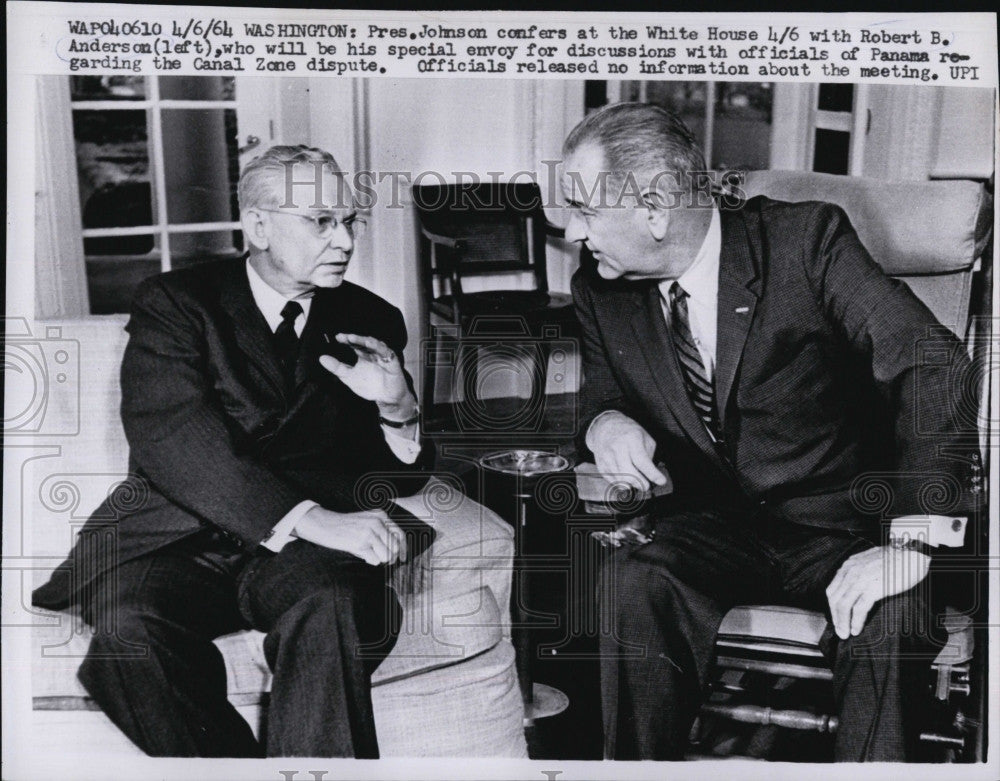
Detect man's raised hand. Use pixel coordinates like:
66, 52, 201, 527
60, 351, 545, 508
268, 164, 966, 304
319, 334, 414, 414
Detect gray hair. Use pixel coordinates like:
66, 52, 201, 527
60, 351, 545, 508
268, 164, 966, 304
563, 102, 708, 195
237, 144, 344, 211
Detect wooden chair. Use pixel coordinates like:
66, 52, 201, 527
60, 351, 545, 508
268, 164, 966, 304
413, 182, 578, 425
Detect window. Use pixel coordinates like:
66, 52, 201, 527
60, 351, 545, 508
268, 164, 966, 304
603, 80, 774, 171
69, 76, 243, 313
811, 83, 866, 175
586, 81, 876, 177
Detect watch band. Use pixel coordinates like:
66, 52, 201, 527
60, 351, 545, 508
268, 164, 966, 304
379, 409, 420, 428
889, 535, 936, 558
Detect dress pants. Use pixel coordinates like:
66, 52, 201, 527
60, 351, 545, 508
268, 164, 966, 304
77, 528, 401, 757
598, 510, 946, 761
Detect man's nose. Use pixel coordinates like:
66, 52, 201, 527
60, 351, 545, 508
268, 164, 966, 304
329, 223, 354, 253
564, 210, 586, 244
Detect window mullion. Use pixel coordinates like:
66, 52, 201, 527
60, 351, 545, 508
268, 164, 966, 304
703, 81, 716, 169
147, 76, 171, 272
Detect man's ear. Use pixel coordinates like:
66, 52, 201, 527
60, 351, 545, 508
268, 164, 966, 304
641, 188, 670, 242
240, 209, 269, 251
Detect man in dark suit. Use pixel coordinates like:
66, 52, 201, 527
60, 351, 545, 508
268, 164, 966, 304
33, 145, 437, 757
561, 103, 977, 761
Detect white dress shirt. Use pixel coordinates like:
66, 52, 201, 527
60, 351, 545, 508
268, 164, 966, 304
246, 259, 313, 337
246, 261, 421, 551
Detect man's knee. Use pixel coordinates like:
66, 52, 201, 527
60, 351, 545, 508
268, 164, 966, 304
843, 590, 941, 657
275, 576, 400, 644
81, 587, 162, 648
77, 598, 164, 700
265, 582, 400, 673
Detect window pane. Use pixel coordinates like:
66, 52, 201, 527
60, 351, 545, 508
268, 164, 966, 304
84, 231, 155, 257
644, 81, 708, 148
161, 108, 240, 224
70, 76, 146, 101
159, 76, 235, 101
85, 251, 159, 314
584, 80, 607, 112
711, 83, 772, 172
171, 230, 244, 269
620, 81, 643, 102
813, 129, 851, 175
818, 83, 854, 113
73, 109, 153, 235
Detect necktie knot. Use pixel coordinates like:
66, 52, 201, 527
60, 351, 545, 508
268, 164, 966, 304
280, 300, 303, 326
668, 280, 687, 304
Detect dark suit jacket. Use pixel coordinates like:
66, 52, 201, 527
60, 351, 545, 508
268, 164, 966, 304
573, 197, 976, 532
34, 257, 434, 610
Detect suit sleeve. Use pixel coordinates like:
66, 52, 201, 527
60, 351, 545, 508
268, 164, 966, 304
571, 270, 638, 461
121, 277, 306, 548
803, 203, 978, 520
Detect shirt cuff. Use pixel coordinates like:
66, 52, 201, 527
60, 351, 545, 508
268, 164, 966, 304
889, 515, 968, 548
383, 425, 421, 464
260, 500, 318, 552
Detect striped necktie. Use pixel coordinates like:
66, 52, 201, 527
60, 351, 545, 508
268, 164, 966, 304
667, 281, 717, 436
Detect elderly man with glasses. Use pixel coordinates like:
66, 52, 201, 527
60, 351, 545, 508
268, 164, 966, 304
34, 145, 446, 758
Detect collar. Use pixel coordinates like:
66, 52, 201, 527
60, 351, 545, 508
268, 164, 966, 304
246, 259, 313, 332
658, 206, 721, 305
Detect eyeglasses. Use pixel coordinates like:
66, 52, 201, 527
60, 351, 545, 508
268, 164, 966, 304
256, 208, 366, 239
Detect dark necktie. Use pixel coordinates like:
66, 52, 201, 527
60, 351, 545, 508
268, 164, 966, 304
273, 300, 303, 388
667, 281, 717, 437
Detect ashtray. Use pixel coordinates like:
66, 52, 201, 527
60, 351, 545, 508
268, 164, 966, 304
478, 450, 571, 477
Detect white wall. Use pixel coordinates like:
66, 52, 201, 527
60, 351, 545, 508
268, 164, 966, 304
369, 79, 534, 175
861, 85, 995, 182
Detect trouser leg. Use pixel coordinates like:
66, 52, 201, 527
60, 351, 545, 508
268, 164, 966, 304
770, 524, 946, 761
828, 590, 940, 761
598, 511, 776, 760
237, 540, 401, 758
77, 536, 259, 757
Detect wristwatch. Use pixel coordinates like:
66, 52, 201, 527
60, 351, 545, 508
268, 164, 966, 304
379, 404, 420, 428
888, 535, 936, 558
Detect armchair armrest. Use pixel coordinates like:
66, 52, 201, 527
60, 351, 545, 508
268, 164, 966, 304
420, 226, 466, 251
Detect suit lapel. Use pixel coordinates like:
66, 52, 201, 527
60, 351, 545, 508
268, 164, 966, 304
715, 207, 761, 430
219, 260, 286, 396
631, 284, 722, 465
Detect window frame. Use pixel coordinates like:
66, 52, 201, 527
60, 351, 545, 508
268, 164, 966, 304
70, 76, 242, 275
